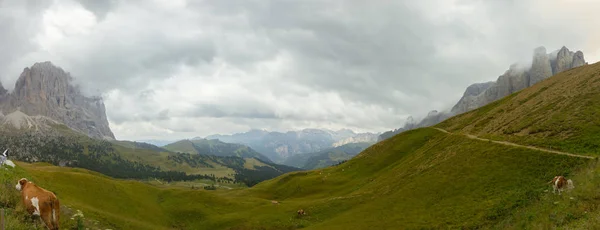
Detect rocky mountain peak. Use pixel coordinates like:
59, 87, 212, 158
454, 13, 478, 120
450, 45, 585, 116
529, 46, 553, 86
572, 50, 586, 67
0, 62, 115, 140
405, 116, 415, 124
381, 45, 587, 142
0, 81, 7, 96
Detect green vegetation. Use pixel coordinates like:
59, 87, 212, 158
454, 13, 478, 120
164, 138, 272, 163
0, 127, 301, 187
283, 142, 373, 169
1, 127, 590, 229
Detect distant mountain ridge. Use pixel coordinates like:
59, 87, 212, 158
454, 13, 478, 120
379, 45, 587, 141
206, 128, 379, 163
0, 61, 114, 140
164, 138, 272, 163
282, 142, 373, 169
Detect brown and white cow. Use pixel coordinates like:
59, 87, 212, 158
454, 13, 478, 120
15, 178, 60, 230
297, 209, 306, 216
549, 176, 574, 195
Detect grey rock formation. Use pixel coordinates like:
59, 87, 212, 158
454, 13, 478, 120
450, 46, 585, 116
0, 62, 115, 140
529, 46, 553, 86
404, 116, 417, 130
417, 110, 451, 128
572, 51, 586, 68
379, 45, 586, 142
0, 81, 7, 96
332, 133, 378, 147
451, 82, 494, 113
553, 46, 575, 74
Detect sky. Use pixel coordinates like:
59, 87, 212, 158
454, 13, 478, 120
1, 0, 600, 141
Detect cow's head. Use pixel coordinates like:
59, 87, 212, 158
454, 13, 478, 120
15, 178, 28, 191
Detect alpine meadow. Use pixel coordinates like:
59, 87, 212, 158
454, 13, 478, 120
2, 1, 600, 230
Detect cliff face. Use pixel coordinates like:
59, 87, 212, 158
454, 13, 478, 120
0, 62, 115, 140
380, 45, 587, 142
450, 46, 586, 115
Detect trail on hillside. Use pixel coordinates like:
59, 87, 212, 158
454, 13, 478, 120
432, 127, 596, 159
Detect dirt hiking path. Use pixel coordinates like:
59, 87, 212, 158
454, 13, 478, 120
432, 127, 596, 160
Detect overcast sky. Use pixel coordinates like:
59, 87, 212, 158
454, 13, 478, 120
1, 0, 599, 141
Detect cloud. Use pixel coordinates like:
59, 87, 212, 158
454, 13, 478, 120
1, 0, 600, 141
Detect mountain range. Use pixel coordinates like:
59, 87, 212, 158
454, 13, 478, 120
0, 62, 301, 186
205, 128, 379, 163
282, 142, 373, 169
379, 46, 587, 141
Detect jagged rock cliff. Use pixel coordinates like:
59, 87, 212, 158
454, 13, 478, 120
380, 45, 586, 141
0, 82, 7, 96
332, 133, 378, 147
451, 46, 586, 115
0, 62, 115, 140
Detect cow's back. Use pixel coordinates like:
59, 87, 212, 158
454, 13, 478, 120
22, 183, 60, 229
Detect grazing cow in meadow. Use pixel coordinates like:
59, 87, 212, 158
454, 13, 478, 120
549, 176, 574, 195
15, 178, 60, 230
297, 209, 306, 216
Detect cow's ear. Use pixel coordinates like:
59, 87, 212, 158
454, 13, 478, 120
19, 179, 27, 186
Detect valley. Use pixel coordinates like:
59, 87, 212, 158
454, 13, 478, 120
2, 1, 599, 229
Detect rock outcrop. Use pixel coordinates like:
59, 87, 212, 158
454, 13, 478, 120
551, 46, 586, 75
0, 62, 115, 140
0, 82, 7, 96
332, 133, 378, 147
379, 45, 586, 141
528, 46, 554, 86
450, 46, 585, 116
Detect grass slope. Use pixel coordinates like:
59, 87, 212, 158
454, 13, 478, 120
438, 62, 600, 156
2, 127, 589, 229
164, 140, 199, 154
165, 139, 272, 163
249, 128, 588, 229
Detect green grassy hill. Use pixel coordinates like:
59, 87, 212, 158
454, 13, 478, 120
0, 126, 300, 187
1, 127, 589, 229
164, 138, 272, 163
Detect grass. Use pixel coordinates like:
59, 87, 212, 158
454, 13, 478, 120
438, 62, 600, 156
0, 164, 109, 230
3, 127, 590, 229
164, 140, 199, 154
491, 159, 600, 230
113, 144, 236, 178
